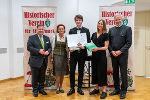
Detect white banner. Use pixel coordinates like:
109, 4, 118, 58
22, 6, 57, 89
99, 5, 135, 90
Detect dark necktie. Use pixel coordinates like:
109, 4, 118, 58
78, 28, 81, 30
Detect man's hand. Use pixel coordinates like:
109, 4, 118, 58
39, 49, 45, 55
69, 50, 75, 52
111, 51, 117, 57
115, 50, 122, 56
44, 51, 49, 55
78, 45, 85, 49
78, 43, 85, 49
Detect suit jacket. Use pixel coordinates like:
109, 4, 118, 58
27, 34, 52, 68
108, 25, 132, 54
69, 27, 91, 57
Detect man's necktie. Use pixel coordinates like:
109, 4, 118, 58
78, 28, 81, 30
40, 36, 44, 49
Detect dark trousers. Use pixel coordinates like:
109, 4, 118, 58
69, 51, 86, 89
110, 53, 128, 92
30, 59, 47, 92
91, 53, 107, 86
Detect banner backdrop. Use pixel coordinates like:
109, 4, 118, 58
22, 6, 57, 89
99, 6, 135, 90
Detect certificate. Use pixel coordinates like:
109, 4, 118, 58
79, 33, 87, 46
67, 33, 87, 50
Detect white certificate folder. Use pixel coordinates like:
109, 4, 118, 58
67, 33, 87, 50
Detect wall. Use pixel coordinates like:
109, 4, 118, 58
78, 0, 124, 34
110, 0, 150, 77
134, 10, 150, 77
145, 11, 150, 78
0, 0, 50, 80
0, 0, 124, 80
0, 0, 10, 80
48, 0, 123, 72
11, 0, 50, 78
48, 0, 78, 35
50, 0, 124, 35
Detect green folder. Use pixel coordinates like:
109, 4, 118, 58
85, 42, 97, 51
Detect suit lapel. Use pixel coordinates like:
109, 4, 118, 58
75, 27, 78, 34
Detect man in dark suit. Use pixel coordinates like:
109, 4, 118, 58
67, 14, 91, 96
27, 24, 51, 97
108, 14, 132, 99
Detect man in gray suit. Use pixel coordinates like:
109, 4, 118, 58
27, 24, 51, 97
108, 14, 132, 99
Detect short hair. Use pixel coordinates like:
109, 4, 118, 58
57, 24, 66, 33
37, 24, 44, 28
97, 19, 107, 33
114, 13, 123, 19
74, 14, 83, 21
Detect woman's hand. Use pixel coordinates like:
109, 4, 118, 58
91, 48, 98, 52
67, 58, 70, 65
50, 58, 54, 63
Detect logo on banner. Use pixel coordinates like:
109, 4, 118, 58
45, 19, 50, 27
122, 19, 128, 25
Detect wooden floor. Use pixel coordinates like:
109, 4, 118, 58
0, 76, 150, 100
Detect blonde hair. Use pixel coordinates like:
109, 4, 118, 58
97, 19, 107, 33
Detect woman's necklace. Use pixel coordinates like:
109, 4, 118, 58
59, 34, 64, 42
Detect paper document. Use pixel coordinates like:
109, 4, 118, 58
67, 33, 87, 50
